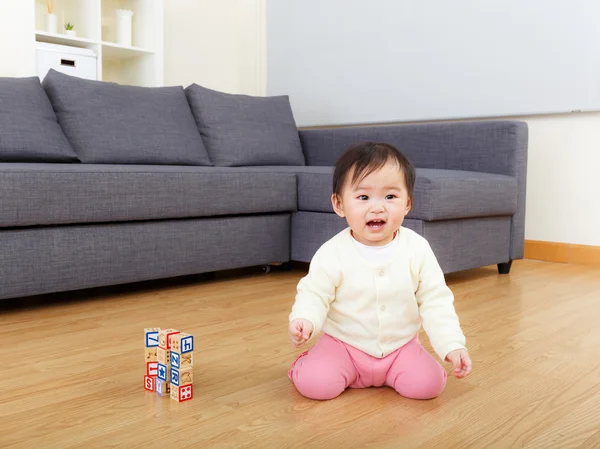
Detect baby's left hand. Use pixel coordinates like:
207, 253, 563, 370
445, 348, 472, 379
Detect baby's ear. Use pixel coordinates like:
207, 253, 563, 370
331, 194, 345, 218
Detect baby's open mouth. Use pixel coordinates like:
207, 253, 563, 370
367, 219, 386, 230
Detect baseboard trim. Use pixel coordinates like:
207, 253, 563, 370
524, 240, 600, 265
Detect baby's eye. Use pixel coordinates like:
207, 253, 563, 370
386, 195, 396, 200
358, 195, 369, 200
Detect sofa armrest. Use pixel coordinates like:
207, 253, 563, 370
299, 120, 528, 260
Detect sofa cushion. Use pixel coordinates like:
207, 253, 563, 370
41, 70, 212, 166
0, 76, 79, 162
184, 83, 305, 167
268, 166, 518, 221
0, 164, 297, 227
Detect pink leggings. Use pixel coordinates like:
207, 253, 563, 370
288, 333, 447, 400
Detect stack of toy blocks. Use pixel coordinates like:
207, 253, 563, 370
144, 327, 194, 402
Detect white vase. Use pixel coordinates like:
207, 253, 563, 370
115, 9, 134, 47
46, 13, 58, 34
65, 30, 76, 37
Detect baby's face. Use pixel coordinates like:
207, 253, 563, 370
332, 161, 411, 246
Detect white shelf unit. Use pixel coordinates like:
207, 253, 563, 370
34, 0, 163, 87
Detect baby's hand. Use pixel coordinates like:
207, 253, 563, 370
445, 348, 472, 379
288, 319, 314, 348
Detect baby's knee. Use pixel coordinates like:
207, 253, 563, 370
292, 367, 347, 400
412, 366, 447, 399
394, 365, 447, 400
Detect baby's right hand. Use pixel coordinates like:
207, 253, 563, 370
288, 319, 314, 348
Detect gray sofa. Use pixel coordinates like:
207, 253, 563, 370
0, 69, 528, 301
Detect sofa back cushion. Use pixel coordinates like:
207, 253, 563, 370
0, 76, 79, 162
185, 83, 305, 167
41, 70, 212, 165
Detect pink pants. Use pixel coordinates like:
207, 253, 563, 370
288, 333, 447, 401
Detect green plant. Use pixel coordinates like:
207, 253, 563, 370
64, 22, 75, 30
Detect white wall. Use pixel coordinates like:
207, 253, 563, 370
0, 1, 36, 77
520, 113, 600, 246
162, 0, 263, 95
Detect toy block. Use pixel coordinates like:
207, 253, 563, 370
157, 347, 170, 365
171, 333, 194, 354
156, 378, 170, 396
170, 351, 181, 369
145, 347, 158, 363
144, 328, 160, 347
170, 367, 193, 387
157, 363, 171, 382
170, 350, 193, 369
146, 361, 158, 377
171, 384, 193, 402
180, 351, 193, 369
158, 329, 180, 350
144, 375, 156, 392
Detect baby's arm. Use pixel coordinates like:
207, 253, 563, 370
289, 249, 338, 342
414, 240, 466, 362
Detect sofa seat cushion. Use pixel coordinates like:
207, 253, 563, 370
0, 164, 297, 228
278, 166, 517, 221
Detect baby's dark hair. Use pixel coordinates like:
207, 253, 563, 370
332, 142, 416, 200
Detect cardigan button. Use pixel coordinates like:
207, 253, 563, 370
377, 270, 384, 276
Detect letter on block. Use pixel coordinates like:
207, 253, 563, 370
171, 367, 193, 387
146, 361, 158, 377
171, 333, 194, 354
171, 384, 193, 402
145, 328, 160, 347
144, 375, 155, 392
156, 378, 170, 396
157, 347, 170, 365
158, 329, 180, 350
170, 351, 181, 369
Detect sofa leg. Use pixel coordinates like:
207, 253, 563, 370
280, 261, 293, 271
497, 260, 513, 274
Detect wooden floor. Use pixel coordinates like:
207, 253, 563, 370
1, 260, 599, 448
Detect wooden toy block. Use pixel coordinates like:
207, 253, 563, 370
170, 367, 193, 387
170, 384, 193, 402
180, 351, 193, 368
144, 328, 160, 347
156, 378, 170, 396
145, 347, 158, 363
146, 361, 158, 377
144, 375, 156, 392
157, 347, 170, 365
157, 363, 171, 382
158, 328, 180, 350
171, 333, 194, 354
